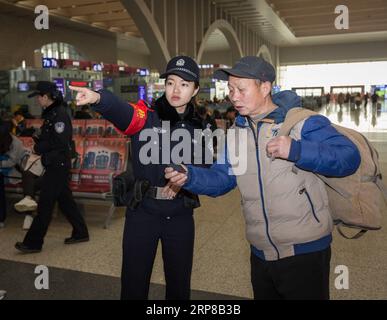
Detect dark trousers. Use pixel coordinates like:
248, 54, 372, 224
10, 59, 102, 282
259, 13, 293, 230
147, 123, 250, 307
21, 171, 42, 216
0, 174, 6, 223
23, 167, 89, 249
250, 246, 331, 300
22, 170, 41, 199
121, 209, 194, 300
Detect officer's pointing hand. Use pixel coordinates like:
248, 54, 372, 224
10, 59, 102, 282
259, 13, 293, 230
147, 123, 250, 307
69, 86, 100, 106
165, 166, 188, 187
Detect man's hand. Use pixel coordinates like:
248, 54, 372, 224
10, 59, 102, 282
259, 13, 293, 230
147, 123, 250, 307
266, 136, 292, 160
165, 165, 188, 187
69, 86, 100, 106
161, 181, 181, 199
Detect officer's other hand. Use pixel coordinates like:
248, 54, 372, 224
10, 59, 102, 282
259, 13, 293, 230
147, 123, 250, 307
162, 181, 181, 199
69, 86, 100, 105
266, 136, 292, 160
164, 166, 188, 187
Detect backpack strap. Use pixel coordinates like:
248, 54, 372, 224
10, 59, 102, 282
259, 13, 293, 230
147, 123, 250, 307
375, 175, 387, 203
278, 108, 318, 137
337, 225, 367, 239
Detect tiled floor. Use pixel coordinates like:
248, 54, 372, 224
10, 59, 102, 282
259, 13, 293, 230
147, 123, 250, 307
1, 101, 386, 299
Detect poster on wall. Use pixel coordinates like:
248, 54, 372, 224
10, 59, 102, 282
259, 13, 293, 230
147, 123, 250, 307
84, 119, 106, 137
79, 138, 128, 192
25, 119, 43, 131
72, 120, 86, 137
105, 122, 125, 138
69, 138, 85, 190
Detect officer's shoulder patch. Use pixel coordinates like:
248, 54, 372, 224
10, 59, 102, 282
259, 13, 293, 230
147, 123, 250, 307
54, 122, 65, 134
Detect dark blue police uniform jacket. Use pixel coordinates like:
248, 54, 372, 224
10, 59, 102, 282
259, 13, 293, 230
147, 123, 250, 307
92, 90, 213, 217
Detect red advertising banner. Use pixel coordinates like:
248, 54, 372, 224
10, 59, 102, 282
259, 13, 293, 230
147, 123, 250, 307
84, 119, 106, 137
72, 120, 86, 137
17, 131, 131, 195
25, 119, 43, 130
104, 122, 125, 138
79, 138, 128, 192
69, 137, 85, 190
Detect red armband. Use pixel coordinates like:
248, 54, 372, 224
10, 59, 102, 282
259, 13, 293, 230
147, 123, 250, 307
123, 100, 152, 136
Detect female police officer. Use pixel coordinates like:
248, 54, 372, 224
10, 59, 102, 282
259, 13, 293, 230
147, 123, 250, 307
70, 56, 211, 300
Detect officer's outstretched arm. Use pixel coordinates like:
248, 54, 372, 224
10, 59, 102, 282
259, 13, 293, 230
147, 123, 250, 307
70, 86, 148, 136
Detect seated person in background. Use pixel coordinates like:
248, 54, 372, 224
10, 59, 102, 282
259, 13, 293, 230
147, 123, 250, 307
0, 121, 33, 229
223, 106, 237, 128
19, 105, 34, 119
13, 135, 42, 212
11, 110, 26, 136
212, 109, 222, 120
195, 105, 217, 131
13, 169, 41, 230
13, 129, 47, 228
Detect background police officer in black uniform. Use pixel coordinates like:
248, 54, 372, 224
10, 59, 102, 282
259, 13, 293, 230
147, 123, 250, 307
15, 81, 89, 253
70, 56, 214, 300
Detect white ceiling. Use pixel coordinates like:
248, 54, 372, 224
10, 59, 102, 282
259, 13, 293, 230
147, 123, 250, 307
214, 0, 387, 46
203, 29, 231, 52
3, 0, 387, 56
117, 28, 230, 55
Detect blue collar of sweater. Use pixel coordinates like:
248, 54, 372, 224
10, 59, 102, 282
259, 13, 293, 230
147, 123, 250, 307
235, 90, 302, 128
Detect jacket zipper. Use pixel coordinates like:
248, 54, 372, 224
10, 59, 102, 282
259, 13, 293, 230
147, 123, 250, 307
299, 188, 320, 223
248, 120, 280, 260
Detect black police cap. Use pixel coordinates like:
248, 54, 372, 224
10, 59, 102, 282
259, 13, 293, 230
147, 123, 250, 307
160, 56, 200, 82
